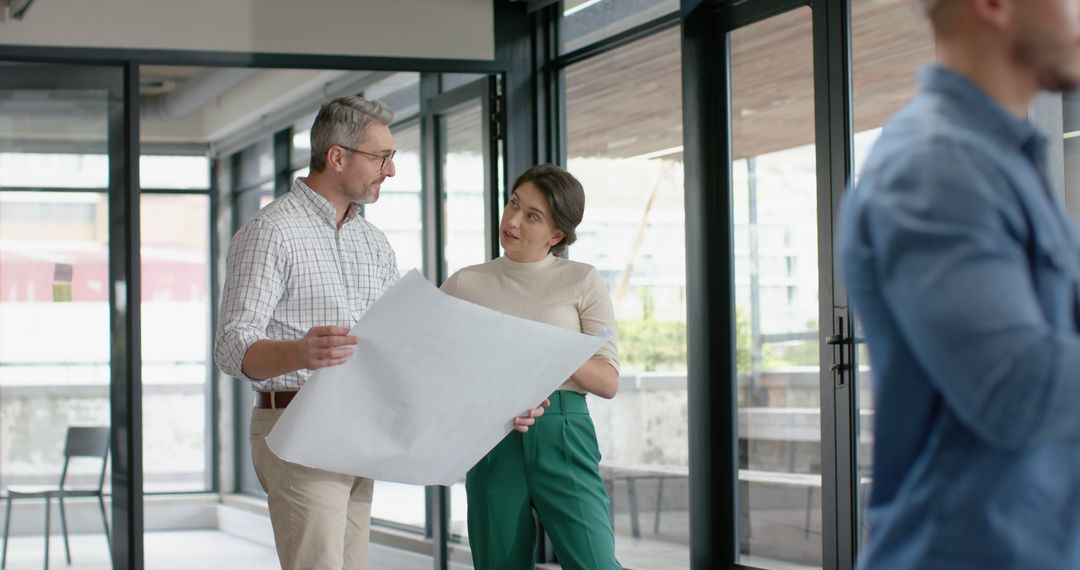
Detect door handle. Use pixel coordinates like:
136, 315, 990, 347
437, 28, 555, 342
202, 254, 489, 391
828, 317, 852, 385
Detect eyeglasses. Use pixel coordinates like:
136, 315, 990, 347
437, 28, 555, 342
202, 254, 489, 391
336, 144, 396, 171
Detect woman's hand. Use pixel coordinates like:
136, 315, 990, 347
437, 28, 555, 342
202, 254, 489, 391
511, 398, 550, 433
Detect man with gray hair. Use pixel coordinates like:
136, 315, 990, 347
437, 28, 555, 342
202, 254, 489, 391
841, 0, 1080, 567
215, 96, 399, 569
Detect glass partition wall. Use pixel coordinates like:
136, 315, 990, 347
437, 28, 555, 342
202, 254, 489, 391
564, 24, 691, 569
613, 0, 944, 568
0, 61, 140, 568
729, 9, 821, 568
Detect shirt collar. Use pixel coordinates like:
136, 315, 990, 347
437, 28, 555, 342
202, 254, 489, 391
918, 64, 1045, 162
292, 177, 361, 228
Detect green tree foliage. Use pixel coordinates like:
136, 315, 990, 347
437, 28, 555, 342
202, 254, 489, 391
616, 320, 686, 372
614, 289, 754, 372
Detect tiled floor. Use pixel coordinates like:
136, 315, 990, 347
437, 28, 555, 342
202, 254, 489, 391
0, 530, 472, 570
0, 515, 813, 570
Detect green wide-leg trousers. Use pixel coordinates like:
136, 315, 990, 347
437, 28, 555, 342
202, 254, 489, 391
466, 390, 621, 570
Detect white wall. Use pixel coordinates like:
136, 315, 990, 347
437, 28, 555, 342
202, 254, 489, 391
0, 0, 494, 60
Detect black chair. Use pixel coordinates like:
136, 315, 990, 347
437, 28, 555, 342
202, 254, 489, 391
1, 426, 111, 570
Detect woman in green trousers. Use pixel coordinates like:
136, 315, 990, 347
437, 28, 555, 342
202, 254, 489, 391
441, 164, 622, 570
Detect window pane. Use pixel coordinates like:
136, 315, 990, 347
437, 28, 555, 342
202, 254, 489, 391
565, 25, 689, 568
850, 0, 934, 549
238, 139, 274, 189
230, 180, 278, 499
291, 111, 316, 171
440, 100, 490, 542
0, 189, 115, 568
442, 103, 487, 278
0, 71, 118, 561
365, 122, 423, 276
730, 8, 821, 568
141, 155, 210, 190
0, 153, 108, 189
235, 181, 275, 225
561, 0, 679, 54
365, 121, 427, 531
0, 191, 111, 484
141, 193, 211, 492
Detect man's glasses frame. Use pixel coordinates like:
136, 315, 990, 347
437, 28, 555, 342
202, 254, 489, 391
336, 144, 396, 171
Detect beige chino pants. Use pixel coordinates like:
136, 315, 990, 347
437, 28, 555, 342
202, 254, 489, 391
250, 408, 374, 570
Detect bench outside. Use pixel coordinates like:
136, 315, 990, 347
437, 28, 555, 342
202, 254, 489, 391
600, 464, 871, 541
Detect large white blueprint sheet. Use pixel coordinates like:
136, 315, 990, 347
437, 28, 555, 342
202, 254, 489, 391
265, 270, 607, 486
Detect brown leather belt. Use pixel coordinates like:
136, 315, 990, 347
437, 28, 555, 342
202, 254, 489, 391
255, 390, 298, 409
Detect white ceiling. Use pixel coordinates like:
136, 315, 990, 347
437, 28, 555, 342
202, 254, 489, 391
0, 65, 420, 154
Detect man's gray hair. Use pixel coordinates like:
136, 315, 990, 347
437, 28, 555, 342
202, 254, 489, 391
309, 96, 394, 172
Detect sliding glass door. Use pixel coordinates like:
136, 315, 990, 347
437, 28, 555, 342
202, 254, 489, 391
0, 61, 141, 568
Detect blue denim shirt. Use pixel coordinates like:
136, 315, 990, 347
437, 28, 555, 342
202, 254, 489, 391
841, 65, 1080, 569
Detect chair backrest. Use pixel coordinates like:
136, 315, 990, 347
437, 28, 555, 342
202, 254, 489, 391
59, 426, 110, 491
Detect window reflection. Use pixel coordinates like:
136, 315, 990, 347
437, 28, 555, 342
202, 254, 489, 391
565, 25, 690, 567
364, 122, 423, 276
141, 193, 211, 492
1, 189, 112, 491
729, 8, 821, 568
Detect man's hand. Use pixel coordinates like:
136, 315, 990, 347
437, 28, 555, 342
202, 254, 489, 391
294, 326, 358, 371
512, 398, 551, 433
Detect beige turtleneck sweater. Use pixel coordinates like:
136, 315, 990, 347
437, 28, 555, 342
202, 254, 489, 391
440, 254, 619, 394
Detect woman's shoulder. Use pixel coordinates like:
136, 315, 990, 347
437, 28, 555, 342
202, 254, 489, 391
452, 258, 503, 278
445, 259, 521, 304
551, 257, 602, 279
442, 259, 500, 291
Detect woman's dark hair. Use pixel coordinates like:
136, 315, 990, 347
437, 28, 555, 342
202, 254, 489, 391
510, 163, 585, 256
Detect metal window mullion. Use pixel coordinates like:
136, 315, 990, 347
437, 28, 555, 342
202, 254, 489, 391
421, 73, 444, 285
273, 128, 292, 198
418, 71, 451, 570
681, 2, 739, 567
553, 10, 681, 69
715, 0, 809, 29
228, 151, 249, 494
540, 3, 563, 166
811, 0, 857, 568
108, 61, 144, 570
483, 76, 500, 261
208, 159, 221, 494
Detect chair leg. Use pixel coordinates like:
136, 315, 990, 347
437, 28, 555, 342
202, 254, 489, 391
653, 476, 665, 535
43, 496, 50, 570
2, 495, 13, 569
97, 496, 111, 560
57, 498, 70, 565
804, 487, 814, 539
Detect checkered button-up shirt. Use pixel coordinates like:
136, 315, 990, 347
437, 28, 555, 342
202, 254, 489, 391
215, 178, 399, 392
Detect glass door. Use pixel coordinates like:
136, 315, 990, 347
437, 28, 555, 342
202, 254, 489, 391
724, 8, 823, 569
422, 74, 502, 567
0, 61, 140, 568
427, 76, 500, 283
717, 1, 872, 568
